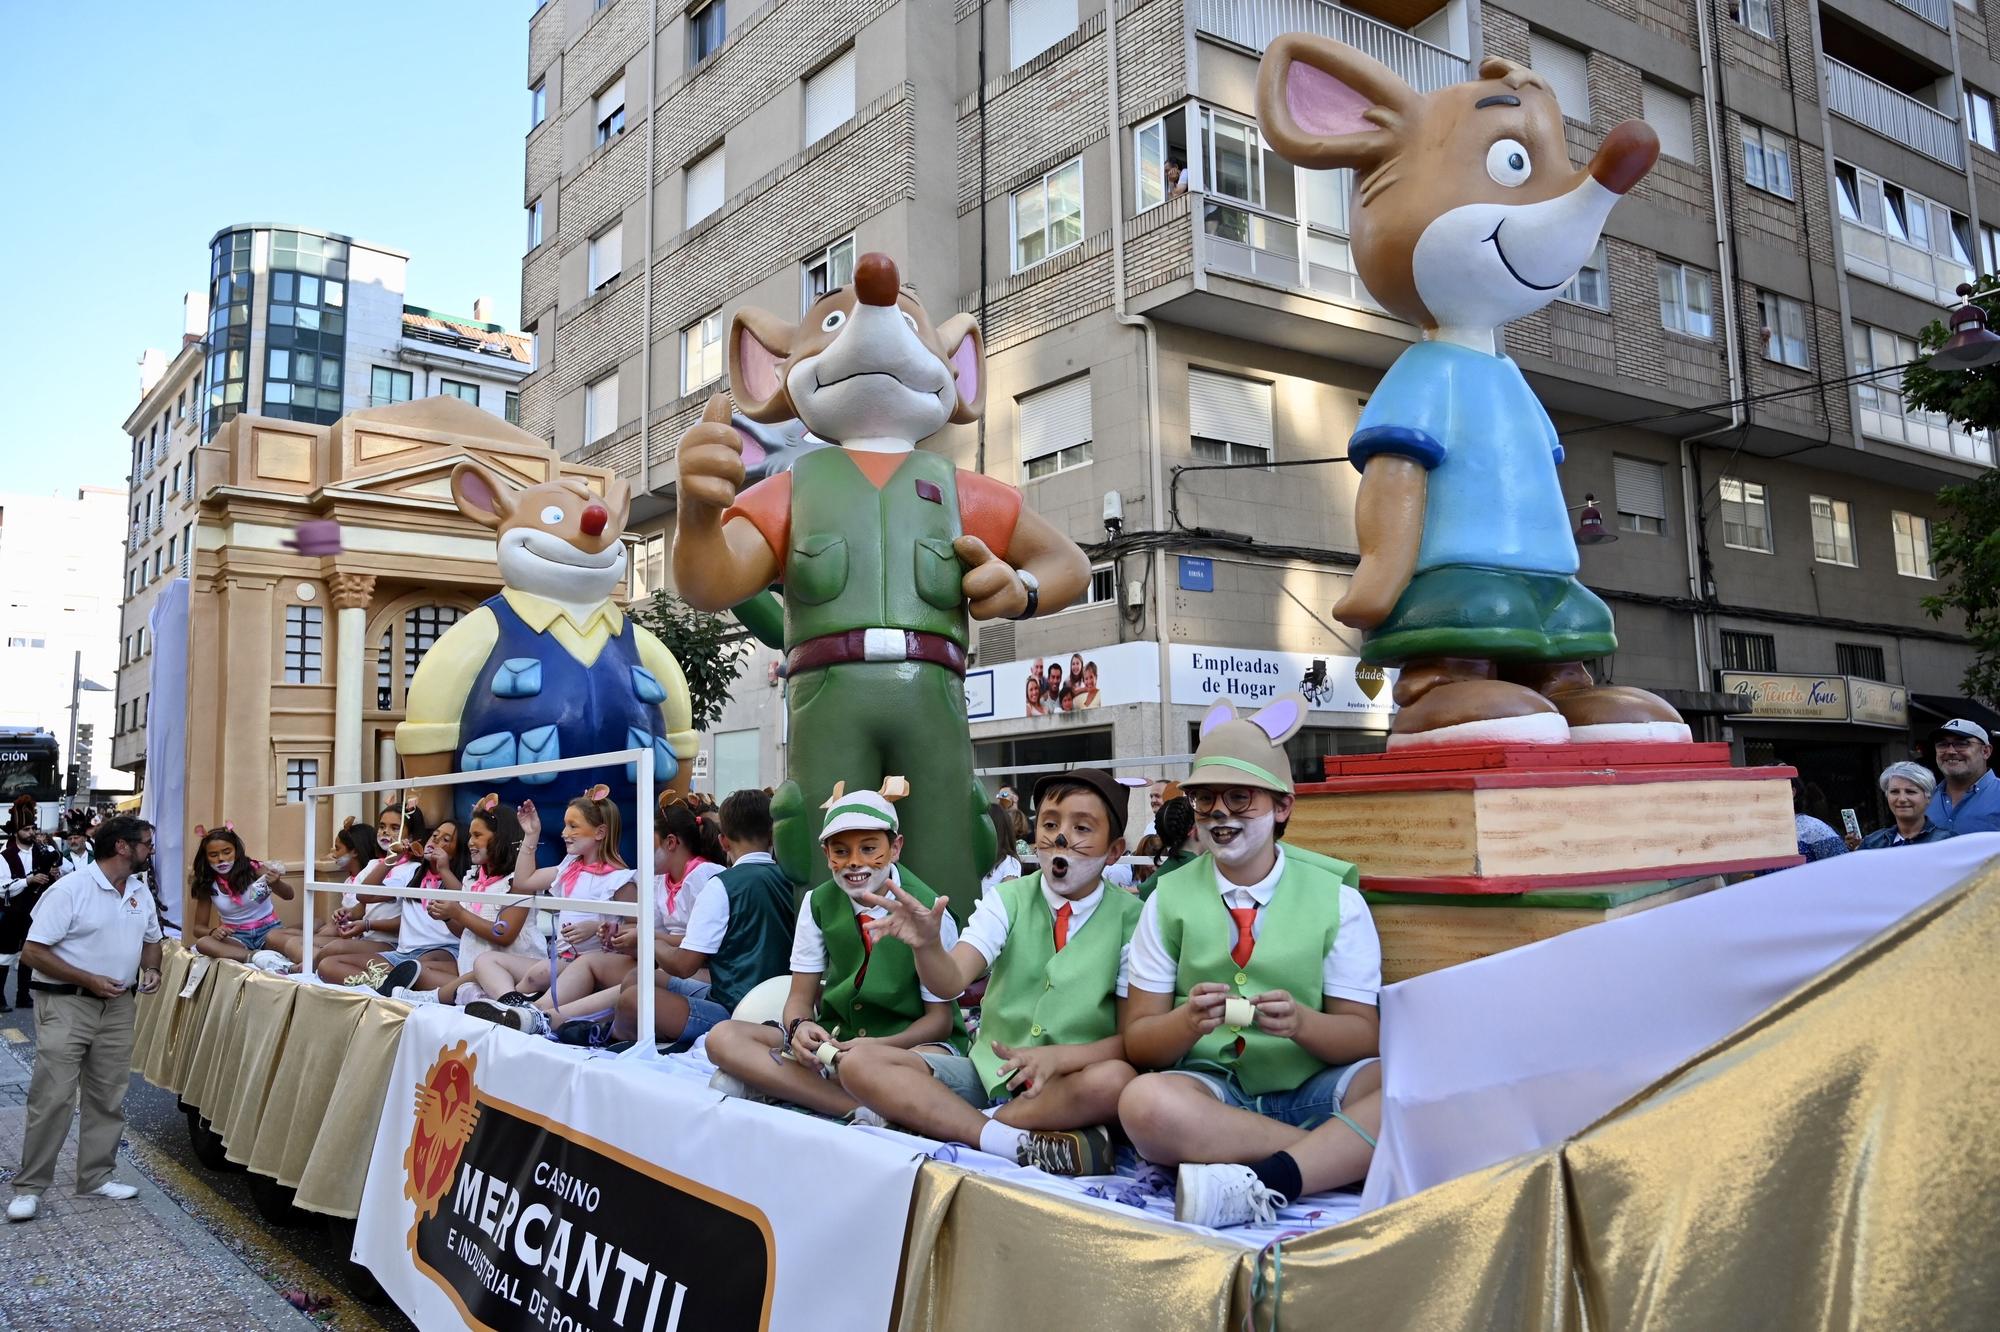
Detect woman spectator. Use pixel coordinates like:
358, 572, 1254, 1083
1791, 778, 1848, 863
1849, 762, 1956, 850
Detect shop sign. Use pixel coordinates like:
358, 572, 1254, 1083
1170, 646, 1397, 716
1847, 678, 1909, 729
1719, 672, 1849, 721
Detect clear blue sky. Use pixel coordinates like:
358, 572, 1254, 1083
0, 1, 536, 497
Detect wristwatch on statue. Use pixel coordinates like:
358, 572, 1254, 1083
1010, 568, 1041, 621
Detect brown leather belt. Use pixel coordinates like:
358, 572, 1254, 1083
786, 629, 967, 677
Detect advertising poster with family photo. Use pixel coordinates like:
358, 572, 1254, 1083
964, 641, 1161, 721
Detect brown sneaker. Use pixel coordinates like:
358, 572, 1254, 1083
1016, 1125, 1114, 1177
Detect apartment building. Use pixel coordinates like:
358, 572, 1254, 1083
520, 0, 1992, 823
114, 224, 534, 789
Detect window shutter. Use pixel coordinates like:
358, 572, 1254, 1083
1613, 455, 1667, 521
685, 149, 723, 227
803, 49, 856, 145
1009, 0, 1076, 69
1642, 85, 1695, 162
1529, 37, 1592, 123
1018, 376, 1092, 462
597, 78, 625, 120
1189, 370, 1274, 452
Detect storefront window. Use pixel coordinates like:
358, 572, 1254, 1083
974, 728, 1112, 808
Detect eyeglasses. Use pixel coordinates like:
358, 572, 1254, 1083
1935, 737, 1979, 749
1187, 787, 1266, 816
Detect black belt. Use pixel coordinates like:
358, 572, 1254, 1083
28, 981, 81, 996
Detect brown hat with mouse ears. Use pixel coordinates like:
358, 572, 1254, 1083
1183, 696, 1308, 795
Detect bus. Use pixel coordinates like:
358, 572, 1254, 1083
0, 729, 62, 829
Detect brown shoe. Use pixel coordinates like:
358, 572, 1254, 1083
1549, 685, 1691, 743
1388, 679, 1567, 748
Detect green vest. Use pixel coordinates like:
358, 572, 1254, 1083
705, 857, 797, 1013
1141, 850, 1198, 900
784, 448, 968, 646
809, 869, 968, 1052
971, 874, 1143, 1099
1153, 846, 1360, 1095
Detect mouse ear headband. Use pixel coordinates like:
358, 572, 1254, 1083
472, 792, 501, 815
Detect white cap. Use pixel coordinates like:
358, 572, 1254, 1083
819, 790, 899, 842
1935, 718, 1991, 745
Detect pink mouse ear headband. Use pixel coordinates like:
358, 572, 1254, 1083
472, 792, 501, 815
581, 783, 611, 805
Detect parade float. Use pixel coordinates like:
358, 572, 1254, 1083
126, 35, 1997, 1332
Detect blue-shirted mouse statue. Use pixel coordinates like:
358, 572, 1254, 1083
1256, 36, 1691, 747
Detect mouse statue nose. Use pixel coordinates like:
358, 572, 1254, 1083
580, 503, 609, 537
854, 252, 900, 306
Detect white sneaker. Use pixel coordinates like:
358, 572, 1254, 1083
6, 1193, 39, 1221
84, 1182, 139, 1201
1174, 1163, 1283, 1229
847, 1105, 890, 1129
708, 1070, 751, 1099
248, 950, 295, 974
389, 986, 438, 1005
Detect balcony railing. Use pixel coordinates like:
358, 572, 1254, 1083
1199, 195, 1385, 311
1193, 0, 1472, 94
1889, 0, 1950, 30
1824, 58, 1964, 168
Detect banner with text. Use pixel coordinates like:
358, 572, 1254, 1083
966, 639, 1161, 721
354, 1006, 922, 1332
1170, 645, 1398, 717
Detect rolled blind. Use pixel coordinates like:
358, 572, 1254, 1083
1613, 455, 1667, 520
1189, 369, 1274, 451
804, 49, 855, 145
685, 149, 723, 227
596, 78, 625, 120
1009, 0, 1076, 69
1529, 37, 1591, 123
1019, 376, 1092, 462
1642, 83, 1695, 162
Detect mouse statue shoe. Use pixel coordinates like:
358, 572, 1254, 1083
1256, 39, 1690, 748
671, 252, 1091, 913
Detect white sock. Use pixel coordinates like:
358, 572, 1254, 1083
979, 1120, 1029, 1159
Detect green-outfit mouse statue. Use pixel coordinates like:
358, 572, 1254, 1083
672, 252, 1092, 920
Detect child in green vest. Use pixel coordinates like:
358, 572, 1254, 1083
841, 768, 1144, 1176
1118, 695, 1386, 1229
704, 781, 965, 1117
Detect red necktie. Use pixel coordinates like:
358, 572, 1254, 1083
1228, 905, 1258, 969
1052, 902, 1073, 951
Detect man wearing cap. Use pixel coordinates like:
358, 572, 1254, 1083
842, 768, 1142, 1176
1115, 696, 1384, 1230
1927, 719, 2000, 835
704, 782, 966, 1117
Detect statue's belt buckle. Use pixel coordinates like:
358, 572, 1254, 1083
862, 628, 909, 662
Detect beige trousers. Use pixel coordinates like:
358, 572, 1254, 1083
16, 990, 136, 1194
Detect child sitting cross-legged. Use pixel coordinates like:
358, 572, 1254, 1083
1117, 696, 1386, 1230
839, 768, 1142, 1176
704, 780, 964, 1116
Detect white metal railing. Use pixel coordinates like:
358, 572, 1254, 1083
302, 747, 660, 1052
1193, 0, 1472, 94
1197, 193, 1386, 310
1889, 0, 1951, 30
1824, 59, 1964, 168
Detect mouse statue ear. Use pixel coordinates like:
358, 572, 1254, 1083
729, 308, 800, 424
1255, 33, 1415, 173
935, 314, 985, 425
451, 460, 517, 531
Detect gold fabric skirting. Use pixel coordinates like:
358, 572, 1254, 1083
137, 855, 2000, 1329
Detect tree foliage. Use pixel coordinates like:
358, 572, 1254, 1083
629, 590, 750, 732
1903, 300, 2000, 705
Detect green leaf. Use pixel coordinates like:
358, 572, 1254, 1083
629, 590, 750, 733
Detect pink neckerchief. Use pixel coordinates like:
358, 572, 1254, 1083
417, 869, 445, 912
661, 856, 710, 918
214, 862, 264, 907
557, 857, 617, 897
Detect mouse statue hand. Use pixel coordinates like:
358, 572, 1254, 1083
677, 392, 746, 517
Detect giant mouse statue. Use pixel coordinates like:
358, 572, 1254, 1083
396, 463, 695, 861
673, 251, 1091, 918
1256, 37, 1691, 748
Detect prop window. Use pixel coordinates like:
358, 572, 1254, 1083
1528, 36, 1592, 124
1642, 83, 1695, 162
1657, 262, 1713, 338
682, 311, 725, 396
284, 606, 324, 685
285, 758, 319, 805
1009, 0, 1075, 70
1719, 477, 1774, 553
685, 148, 723, 229
803, 48, 855, 147
585, 373, 621, 443
376, 604, 468, 712
689, 1, 725, 66
1613, 456, 1667, 535
1891, 511, 1934, 580
803, 235, 856, 308
1011, 158, 1084, 271
1758, 291, 1809, 368
1809, 495, 1857, 567
595, 77, 626, 146
589, 223, 624, 292
1558, 240, 1610, 310
1018, 376, 1093, 480
1189, 369, 1274, 467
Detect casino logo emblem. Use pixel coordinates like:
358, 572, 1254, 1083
403, 1041, 480, 1233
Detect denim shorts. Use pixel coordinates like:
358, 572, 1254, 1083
380, 943, 458, 969
229, 920, 281, 953
663, 976, 728, 1045
1166, 1057, 1378, 1130
918, 1051, 992, 1109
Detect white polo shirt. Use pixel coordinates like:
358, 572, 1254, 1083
25, 862, 163, 987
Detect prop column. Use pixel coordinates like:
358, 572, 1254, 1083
330, 572, 376, 829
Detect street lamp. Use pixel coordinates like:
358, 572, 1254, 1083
1926, 283, 2000, 370
66, 649, 110, 806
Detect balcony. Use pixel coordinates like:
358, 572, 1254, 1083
1889, 0, 1950, 29
1200, 196, 1383, 310
1193, 0, 1471, 94
1823, 58, 1964, 167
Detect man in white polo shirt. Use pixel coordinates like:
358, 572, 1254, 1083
6, 814, 162, 1223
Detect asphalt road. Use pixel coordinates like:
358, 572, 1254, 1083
0, 998, 416, 1332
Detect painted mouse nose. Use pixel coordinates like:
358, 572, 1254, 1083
1590, 120, 1660, 196
580, 503, 609, 537
854, 252, 900, 306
